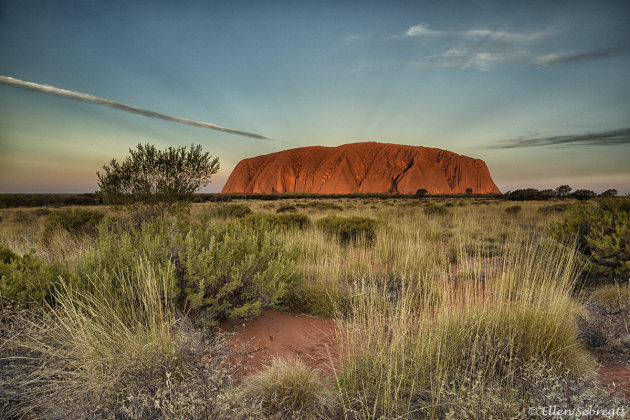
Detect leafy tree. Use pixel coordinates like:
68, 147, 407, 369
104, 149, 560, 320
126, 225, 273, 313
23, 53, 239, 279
555, 185, 572, 198
97, 143, 219, 208
415, 188, 428, 197
600, 189, 618, 198
572, 189, 596, 201
506, 188, 550, 201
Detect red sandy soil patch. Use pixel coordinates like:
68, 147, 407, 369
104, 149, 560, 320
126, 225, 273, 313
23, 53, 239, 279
219, 309, 340, 381
598, 357, 630, 400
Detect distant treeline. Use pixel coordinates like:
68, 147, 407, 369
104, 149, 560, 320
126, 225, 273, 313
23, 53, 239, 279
0, 193, 102, 208
195, 192, 505, 202
504, 188, 618, 201
0, 188, 617, 208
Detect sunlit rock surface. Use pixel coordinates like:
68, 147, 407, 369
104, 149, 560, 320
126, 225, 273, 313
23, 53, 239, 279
222, 142, 501, 194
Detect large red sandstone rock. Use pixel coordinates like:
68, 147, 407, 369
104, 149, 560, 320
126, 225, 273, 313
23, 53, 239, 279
222, 142, 501, 195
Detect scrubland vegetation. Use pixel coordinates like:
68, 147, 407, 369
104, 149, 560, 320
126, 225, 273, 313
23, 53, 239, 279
1, 196, 628, 418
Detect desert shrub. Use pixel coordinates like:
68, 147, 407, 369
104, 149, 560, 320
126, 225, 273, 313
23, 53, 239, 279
276, 204, 298, 213
180, 220, 299, 323
284, 283, 353, 317
273, 213, 310, 230
550, 197, 630, 283
207, 203, 253, 219
295, 201, 343, 211
77, 216, 176, 283
241, 359, 334, 419
78, 215, 300, 324
47, 208, 105, 233
537, 203, 570, 215
579, 283, 630, 354
505, 205, 521, 214
316, 215, 378, 244
42, 208, 105, 245
423, 203, 448, 216
245, 213, 310, 230
415, 188, 428, 197
0, 245, 18, 265
588, 283, 630, 314
0, 245, 19, 285
12, 210, 35, 224
0, 250, 78, 305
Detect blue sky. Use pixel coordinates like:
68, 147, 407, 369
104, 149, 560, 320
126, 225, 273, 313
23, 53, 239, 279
1, 0, 629, 193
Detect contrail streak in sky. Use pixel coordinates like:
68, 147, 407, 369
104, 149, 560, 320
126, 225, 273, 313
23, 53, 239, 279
0, 75, 270, 140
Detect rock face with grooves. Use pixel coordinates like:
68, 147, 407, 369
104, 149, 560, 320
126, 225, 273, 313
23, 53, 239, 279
222, 142, 501, 195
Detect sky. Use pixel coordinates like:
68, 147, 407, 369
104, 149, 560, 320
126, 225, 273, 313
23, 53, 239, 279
1, 0, 629, 194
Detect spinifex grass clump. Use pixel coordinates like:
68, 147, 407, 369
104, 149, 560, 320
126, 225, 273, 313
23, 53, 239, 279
296, 201, 343, 212
276, 204, 298, 213
422, 202, 448, 216
206, 203, 253, 219
316, 215, 378, 245
337, 235, 593, 419
588, 282, 630, 314
242, 359, 335, 419
505, 205, 521, 214
1, 260, 180, 417
245, 212, 311, 230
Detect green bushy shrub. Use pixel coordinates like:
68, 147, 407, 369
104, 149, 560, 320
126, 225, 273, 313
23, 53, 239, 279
0, 250, 78, 305
537, 203, 570, 215
242, 359, 334, 419
0, 245, 18, 265
550, 197, 630, 283
207, 203, 253, 219
276, 204, 298, 213
42, 208, 105, 244
505, 205, 522, 215
180, 221, 299, 322
423, 203, 448, 216
77, 216, 177, 283
295, 201, 343, 211
245, 213, 310, 230
77, 216, 300, 323
316, 215, 378, 244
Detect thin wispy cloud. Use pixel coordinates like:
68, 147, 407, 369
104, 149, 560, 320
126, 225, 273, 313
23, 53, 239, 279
536, 45, 629, 66
403, 23, 556, 42
408, 48, 513, 71
369, 23, 562, 72
489, 128, 630, 149
0, 75, 270, 140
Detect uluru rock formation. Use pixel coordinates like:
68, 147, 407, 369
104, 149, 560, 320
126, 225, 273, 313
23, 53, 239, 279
222, 142, 501, 195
